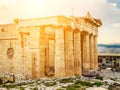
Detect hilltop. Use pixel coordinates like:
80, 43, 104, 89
98, 43, 120, 54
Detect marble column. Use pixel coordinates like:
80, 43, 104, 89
89, 35, 95, 70
48, 40, 55, 76
32, 53, 36, 79
64, 29, 74, 76
73, 30, 82, 75
82, 32, 90, 72
39, 26, 46, 77
55, 27, 65, 77
94, 35, 98, 69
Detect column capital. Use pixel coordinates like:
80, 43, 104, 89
81, 31, 89, 36
73, 28, 80, 33
94, 35, 98, 38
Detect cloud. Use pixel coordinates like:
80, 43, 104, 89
111, 3, 117, 7
112, 23, 120, 28
0, 0, 119, 23
107, 0, 120, 8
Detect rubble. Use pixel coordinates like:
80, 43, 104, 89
0, 70, 120, 90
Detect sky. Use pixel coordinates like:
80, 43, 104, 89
0, 0, 120, 44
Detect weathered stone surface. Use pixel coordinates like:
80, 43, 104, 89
82, 32, 90, 72
74, 31, 82, 76
0, 14, 102, 79
55, 28, 65, 77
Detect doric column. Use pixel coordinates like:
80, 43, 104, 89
55, 27, 65, 77
64, 28, 74, 76
73, 30, 82, 75
82, 32, 90, 72
39, 26, 46, 77
48, 40, 55, 76
89, 35, 95, 70
94, 35, 98, 69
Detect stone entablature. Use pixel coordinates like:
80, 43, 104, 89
0, 12, 102, 79
14, 16, 72, 27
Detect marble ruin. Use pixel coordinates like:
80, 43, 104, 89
0, 12, 102, 79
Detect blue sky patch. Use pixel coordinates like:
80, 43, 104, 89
108, 0, 120, 8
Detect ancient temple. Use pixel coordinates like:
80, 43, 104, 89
0, 12, 102, 79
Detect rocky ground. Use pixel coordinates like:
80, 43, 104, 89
0, 69, 120, 90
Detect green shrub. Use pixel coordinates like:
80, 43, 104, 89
44, 81, 56, 86
59, 78, 74, 83
96, 76, 103, 80
66, 86, 78, 90
93, 81, 103, 87
75, 80, 103, 87
20, 87, 25, 90
75, 80, 92, 87
2, 84, 17, 89
57, 88, 66, 90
